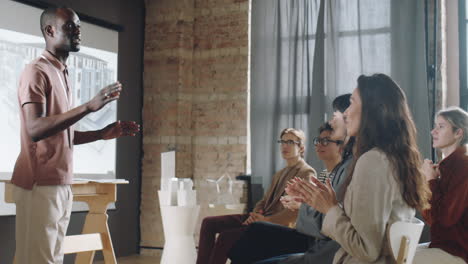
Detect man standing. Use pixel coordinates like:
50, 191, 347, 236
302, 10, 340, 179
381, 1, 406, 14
11, 7, 139, 264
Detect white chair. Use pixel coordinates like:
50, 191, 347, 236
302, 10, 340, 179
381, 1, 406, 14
389, 218, 425, 264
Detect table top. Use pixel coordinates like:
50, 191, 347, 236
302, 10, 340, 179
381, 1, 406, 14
160, 205, 200, 208
0, 179, 129, 185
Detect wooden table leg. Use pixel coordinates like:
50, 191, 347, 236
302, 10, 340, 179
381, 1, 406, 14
75, 213, 116, 264
74, 184, 117, 264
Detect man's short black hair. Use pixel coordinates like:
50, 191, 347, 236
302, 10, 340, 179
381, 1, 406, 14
40, 7, 59, 36
40, 7, 71, 37
332, 93, 351, 113
318, 122, 333, 135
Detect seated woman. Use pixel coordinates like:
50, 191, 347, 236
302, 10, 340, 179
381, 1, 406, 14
228, 94, 353, 264
196, 128, 316, 264
288, 74, 430, 263
316, 123, 344, 183
414, 107, 468, 264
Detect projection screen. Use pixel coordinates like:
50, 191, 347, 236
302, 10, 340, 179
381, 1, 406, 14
0, 0, 119, 215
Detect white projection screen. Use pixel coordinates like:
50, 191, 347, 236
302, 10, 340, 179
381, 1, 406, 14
0, 0, 119, 215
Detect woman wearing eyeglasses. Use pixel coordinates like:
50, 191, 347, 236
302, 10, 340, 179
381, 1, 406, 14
196, 128, 316, 264
314, 123, 343, 183
228, 94, 355, 264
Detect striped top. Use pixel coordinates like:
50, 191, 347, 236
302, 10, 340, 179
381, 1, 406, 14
317, 169, 331, 184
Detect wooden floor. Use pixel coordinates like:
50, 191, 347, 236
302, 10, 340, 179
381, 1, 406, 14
94, 255, 160, 264
94, 254, 232, 264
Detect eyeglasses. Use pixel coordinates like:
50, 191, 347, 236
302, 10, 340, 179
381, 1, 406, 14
277, 140, 301, 146
313, 137, 343, 146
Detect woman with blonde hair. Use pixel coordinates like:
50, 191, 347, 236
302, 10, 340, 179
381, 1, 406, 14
415, 106, 468, 264
196, 128, 316, 264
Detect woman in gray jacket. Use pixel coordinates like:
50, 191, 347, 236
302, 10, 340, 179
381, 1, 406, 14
228, 94, 353, 264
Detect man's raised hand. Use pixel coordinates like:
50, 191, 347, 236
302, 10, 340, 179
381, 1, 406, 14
86, 82, 122, 112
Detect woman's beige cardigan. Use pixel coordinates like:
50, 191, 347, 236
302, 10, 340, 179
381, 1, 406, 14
322, 149, 415, 264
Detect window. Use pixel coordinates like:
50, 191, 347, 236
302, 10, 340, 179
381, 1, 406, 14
278, 0, 392, 119
460, 0, 468, 110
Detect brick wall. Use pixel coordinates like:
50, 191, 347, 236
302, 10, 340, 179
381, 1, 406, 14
141, 0, 249, 253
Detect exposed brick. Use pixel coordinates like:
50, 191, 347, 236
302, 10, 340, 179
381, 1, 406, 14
142, 0, 249, 248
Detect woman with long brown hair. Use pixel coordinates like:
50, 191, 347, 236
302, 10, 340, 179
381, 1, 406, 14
291, 73, 430, 263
